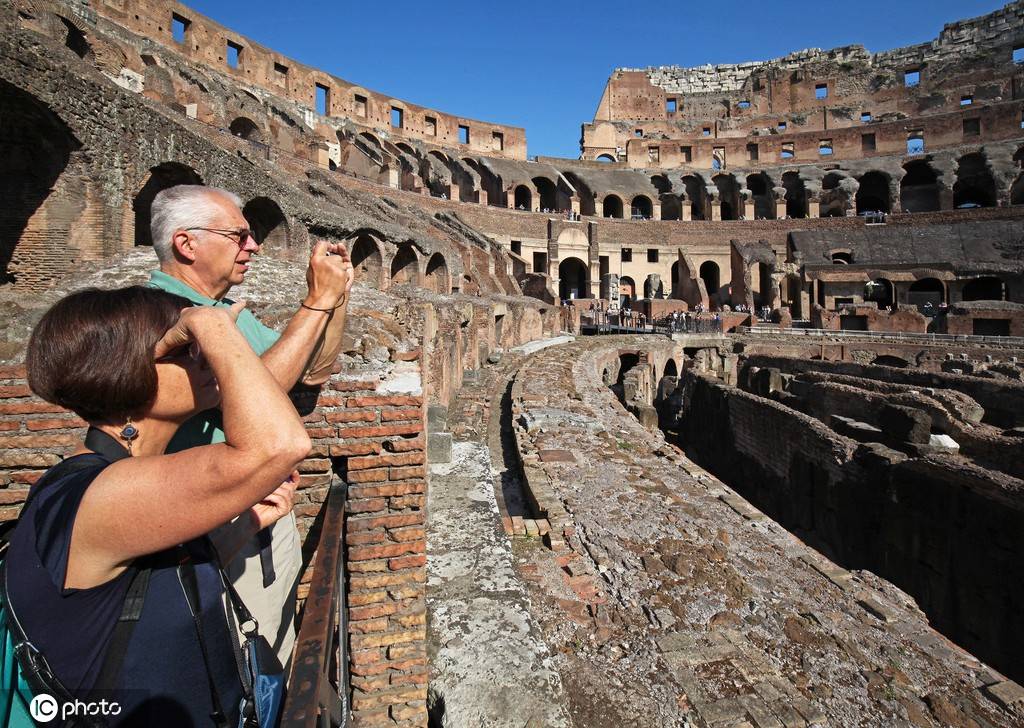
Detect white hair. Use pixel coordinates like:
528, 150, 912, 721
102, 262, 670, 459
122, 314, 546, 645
149, 185, 243, 263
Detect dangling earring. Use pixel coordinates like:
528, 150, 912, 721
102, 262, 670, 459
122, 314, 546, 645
119, 418, 139, 455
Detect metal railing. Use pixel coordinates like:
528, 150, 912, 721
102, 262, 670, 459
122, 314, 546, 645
582, 314, 726, 336
281, 478, 350, 728
736, 325, 1024, 347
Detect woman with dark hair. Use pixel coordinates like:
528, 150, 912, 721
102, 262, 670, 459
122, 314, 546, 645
5, 286, 310, 726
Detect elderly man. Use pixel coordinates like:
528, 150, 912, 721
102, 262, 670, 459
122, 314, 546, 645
146, 184, 353, 670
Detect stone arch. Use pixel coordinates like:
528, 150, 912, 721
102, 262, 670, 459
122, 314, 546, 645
563, 172, 596, 216
872, 355, 909, 368
532, 177, 558, 211
0, 81, 82, 285
558, 257, 589, 300
713, 174, 741, 220
1011, 173, 1024, 206
908, 277, 945, 310
596, 154, 616, 163
856, 171, 891, 214
820, 172, 849, 217
390, 243, 420, 287
348, 232, 383, 289
229, 117, 264, 143
782, 171, 807, 218
424, 252, 449, 294
865, 278, 895, 309
962, 276, 1006, 302
513, 185, 532, 210
699, 261, 720, 296
396, 142, 418, 157
133, 162, 204, 247
619, 276, 636, 306
746, 173, 774, 219
900, 160, 940, 212
242, 197, 289, 252
682, 175, 706, 220
631, 195, 653, 220
58, 16, 92, 59
651, 176, 680, 221
603, 194, 624, 219
953, 153, 996, 208
663, 359, 678, 378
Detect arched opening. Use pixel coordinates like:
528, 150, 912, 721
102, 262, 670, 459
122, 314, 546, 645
596, 154, 616, 163
699, 261, 720, 296
643, 274, 664, 299
390, 243, 420, 287
355, 132, 385, 165
820, 173, 850, 217
663, 359, 678, 378
864, 278, 894, 309
746, 173, 774, 219
396, 142, 417, 157
0, 81, 82, 285
962, 276, 1006, 302
782, 172, 807, 218
856, 171, 891, 214
872, 355, 909, 368
713, 175, 740, 220
900, 160, 940, 212
619, 276, 636, 308
532, 177, 558, 211
424, 252, 449, 294
908, 278, 945, 312
953, 153, 996, 208
59, 17, 91, 59
631, 195, 653, 220
1014, 146, 1024, 167
1011, 174, 1024, 206
670, 260, 681, 298
831, 252, 853, 264
229, 117, 263, 143
682, 175, 706, 220
603, 194, 624, 219
350, 233, 383, 289
558, 257, 589, 301
133, 162, 204, 247
242, 197, 289, 252
513, 185, 532, 210
563, 172, 595, 216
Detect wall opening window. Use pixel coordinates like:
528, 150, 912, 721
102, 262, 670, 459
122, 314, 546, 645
458, 125, 469, 144
492, 131, 504, 150
226, 40, 243, 70
621, 247, 632, 262
648, 146, 660, 164
511, 240, 522, 255
904, 69, 920, 87
963, 118, 981, 136
532, 251, 546, 273
1014, 46, 1024, 63
738, 100, 751, 109
712, 147, 725, 170
861, 111, 872, 122
746, 143, 759, 161
171, 13, 189, 44
815, 83, 828, 100
390, 107, 403, 128
273, 62, 288, 84
778, 121, 787, 130
680, 146, 692, 163
315, 83, 330, 116
354, 94, 367, 117
666, 98, 677, 113
781, 142, 794, 160
862, 133, 876, 152
961, 95, 973, 106
634, 129, 643, 138
424, 116, 436, 135
819, 139, 833, 156
702, 127, 711, 137
647, 249, 659, 263
907, 130, 925, 155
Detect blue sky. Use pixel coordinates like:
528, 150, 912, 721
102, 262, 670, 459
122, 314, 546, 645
186, 0, 1006, 159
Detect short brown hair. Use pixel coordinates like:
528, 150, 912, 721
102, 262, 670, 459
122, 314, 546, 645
27, 287, 192, 422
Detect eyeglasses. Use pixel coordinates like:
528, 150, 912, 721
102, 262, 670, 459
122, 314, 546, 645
185, 227, 258, 247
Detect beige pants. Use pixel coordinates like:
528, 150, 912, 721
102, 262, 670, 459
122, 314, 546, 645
220, 512, 302, 671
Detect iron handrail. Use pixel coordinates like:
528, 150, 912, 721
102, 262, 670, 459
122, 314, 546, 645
281, 477, 350, 728
736, 325, 1024, 346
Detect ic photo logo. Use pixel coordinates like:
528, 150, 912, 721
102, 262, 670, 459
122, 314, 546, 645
28, 694, 58, 722
29, 692, 122, 723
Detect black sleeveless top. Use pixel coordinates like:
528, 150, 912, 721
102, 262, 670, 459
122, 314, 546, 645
6, 454, 243, 727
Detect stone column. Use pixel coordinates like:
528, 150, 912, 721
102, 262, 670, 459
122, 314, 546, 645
478, 189, 488, 205
776, 200, 787, 219
595, 199, 604, 217
449, 184, 460, 203
808, 200, 820, 218
744, 201, 755, 220
653, 202, 662, 221
711, 201, 722, 221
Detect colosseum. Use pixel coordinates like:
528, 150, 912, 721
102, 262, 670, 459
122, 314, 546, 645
2, 1, 1024, 726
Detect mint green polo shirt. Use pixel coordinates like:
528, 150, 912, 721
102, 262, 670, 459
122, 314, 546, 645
148, 270, 281, 451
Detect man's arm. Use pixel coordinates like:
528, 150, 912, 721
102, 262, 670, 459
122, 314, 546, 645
260, 240, 354, 390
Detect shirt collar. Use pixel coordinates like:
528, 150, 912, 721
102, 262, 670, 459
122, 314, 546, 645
148, 270, 228, 307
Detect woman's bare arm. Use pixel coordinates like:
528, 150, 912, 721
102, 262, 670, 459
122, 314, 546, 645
67, 307, 310, 588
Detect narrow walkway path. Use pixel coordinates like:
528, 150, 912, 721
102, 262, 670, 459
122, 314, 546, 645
427, 351, 572, 728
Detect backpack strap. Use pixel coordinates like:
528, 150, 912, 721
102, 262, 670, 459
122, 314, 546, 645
91, 564, 152, 692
